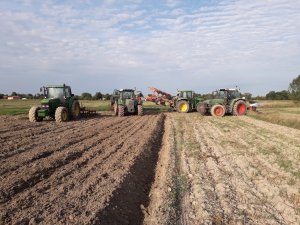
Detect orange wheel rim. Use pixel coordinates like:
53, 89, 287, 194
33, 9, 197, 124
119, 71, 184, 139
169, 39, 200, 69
237, 104, 246, 114
215, 107, 223, 116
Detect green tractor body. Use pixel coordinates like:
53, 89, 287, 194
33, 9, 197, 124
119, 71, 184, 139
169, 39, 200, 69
29, 84, 81, 122
111, 89, 143, 117
197, 88, 247, 117
174, 90, 203, 113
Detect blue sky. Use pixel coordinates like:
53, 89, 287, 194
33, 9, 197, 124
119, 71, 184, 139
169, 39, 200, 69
0, 0, 300, 96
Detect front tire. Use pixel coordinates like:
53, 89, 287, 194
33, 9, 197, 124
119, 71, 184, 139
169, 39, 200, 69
71, 100, 80, 119
114, 103, 118, 116
233, 100, 247, 116
29, 106, 43, 122
138, 105, 143, 116
55, 107, 69, 122
210, 105, 225, 117
176, 100, 189, 113
118, 105, 125, 117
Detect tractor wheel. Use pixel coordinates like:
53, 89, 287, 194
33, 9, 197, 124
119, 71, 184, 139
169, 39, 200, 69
118, 105, 125, 117
55, 107, 69, 122
210, 105, 225, 117
233, 100, 247, 116
138, 105, 143, 116
71, 100, 80, 119
196, 103, 208, 116
114, 103, 118, 116
29, 106, 43, 122
176, 100, 189, 113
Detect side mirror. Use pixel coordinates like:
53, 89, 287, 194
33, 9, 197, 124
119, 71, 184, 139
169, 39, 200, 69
40, 87, 42, 92
71, 94, 74, 97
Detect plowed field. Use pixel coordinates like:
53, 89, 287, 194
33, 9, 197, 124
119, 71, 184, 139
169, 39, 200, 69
144, 113, 300, 225
0, 114, 164, 225
1, 112, 300, 225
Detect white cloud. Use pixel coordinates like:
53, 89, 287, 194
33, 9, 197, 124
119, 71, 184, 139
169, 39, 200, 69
0, 0, 299, 95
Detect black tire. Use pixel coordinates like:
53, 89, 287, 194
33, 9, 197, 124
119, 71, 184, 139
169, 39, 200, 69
118, 105, 125, 117
210, 105, 226, 117
138, 105, 143, 116
114, 103, 118, 116
71, 100, 80, 119
196, 103, 208, 116
176, 100, 190, 113
55, 107, 68, 122
29, 106, 43, 122
233, 100, 247, 116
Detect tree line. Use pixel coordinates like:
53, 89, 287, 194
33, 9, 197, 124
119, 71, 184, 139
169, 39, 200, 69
1, 75, 299, 101
0, 91, 112, 100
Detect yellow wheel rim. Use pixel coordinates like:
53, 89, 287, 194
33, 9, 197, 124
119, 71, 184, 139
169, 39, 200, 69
62, 111, 68, 121
74, 104, 80, 116
180, 103, 188, 112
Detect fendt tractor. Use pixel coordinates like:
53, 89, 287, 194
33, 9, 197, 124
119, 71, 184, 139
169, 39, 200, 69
174, 90, 203, 113
111, 89, 143, 117
29, 84, 81, 122
197, 88, 247, 117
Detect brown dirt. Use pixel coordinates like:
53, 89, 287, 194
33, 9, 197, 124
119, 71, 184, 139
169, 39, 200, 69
0, 114, 164, 225
2, 112, 300, 225
144, 113, 300, 225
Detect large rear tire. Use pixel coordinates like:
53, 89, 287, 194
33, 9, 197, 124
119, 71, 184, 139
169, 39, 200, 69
71, 100, 80, 119
176, 100, 189, 113
196, 103, 208, 116
29, 106, 43, 122
233, 100, 247, 116
118, 105, 125, 117
138, 105, 143, 116
114, 103, 118, 116
55, 107, 69, 122
210, 105, 225, 117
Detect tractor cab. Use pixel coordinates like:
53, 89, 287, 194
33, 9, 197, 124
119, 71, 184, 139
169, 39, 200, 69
42, 85, 73, 102
119, 89, 135, 99
177, 90, 194, 99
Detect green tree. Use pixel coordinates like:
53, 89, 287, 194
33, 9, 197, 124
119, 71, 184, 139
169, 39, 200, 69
289, 75, 300, 101
243, 92, 252, 100
266, 91, 276, 100
93, 92, 103, 100
81, 92, 93, 100
0, 93, 4, 99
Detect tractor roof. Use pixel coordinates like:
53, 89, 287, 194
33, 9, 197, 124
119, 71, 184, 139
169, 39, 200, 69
47, 84, 70, 88
178, 90, 194, 92
218, 88, 239, 91
119, 89, 135, 92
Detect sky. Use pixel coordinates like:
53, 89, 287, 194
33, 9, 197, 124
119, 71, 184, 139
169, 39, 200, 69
0, 0, 300, 96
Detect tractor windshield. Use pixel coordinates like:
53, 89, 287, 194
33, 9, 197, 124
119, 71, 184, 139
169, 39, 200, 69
121, 91, 134, 99
216, 90, 226, 99
228, 90, 241, 99
179, 91, 193, 98
47, 87, 64, 98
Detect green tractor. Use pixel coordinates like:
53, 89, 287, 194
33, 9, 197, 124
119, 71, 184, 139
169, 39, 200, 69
174, 90, 203, 113
111, 89, 143, 117
29, 84, 81, 122
197, 88, 247, 117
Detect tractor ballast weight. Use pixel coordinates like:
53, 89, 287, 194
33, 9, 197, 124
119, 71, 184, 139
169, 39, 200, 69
29, 84, 81, 122
197, 88, 247, 117
174, 90, 203, 113
111, 89, 143, 117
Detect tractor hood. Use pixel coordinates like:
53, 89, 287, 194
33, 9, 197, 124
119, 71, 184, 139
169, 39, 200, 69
41, 98, 60, 105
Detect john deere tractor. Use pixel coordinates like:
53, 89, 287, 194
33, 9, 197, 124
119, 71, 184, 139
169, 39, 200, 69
197, 88, 247, 117
29, 84, 80, 122
111, 89, 143, 117
174, 90, 203, 113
